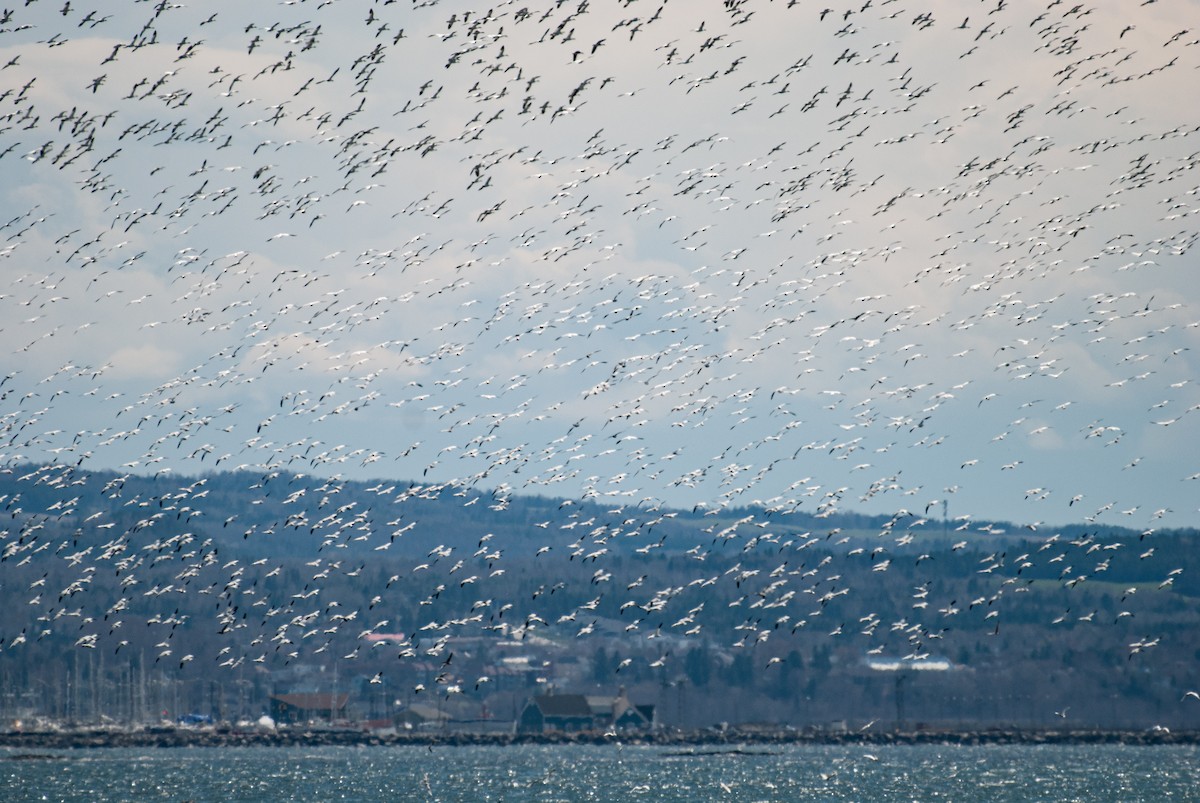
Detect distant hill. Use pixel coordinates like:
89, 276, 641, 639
0, 463, 1197, 731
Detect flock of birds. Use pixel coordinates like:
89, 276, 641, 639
0, 0, 1198, 695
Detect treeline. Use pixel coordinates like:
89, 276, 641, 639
0, 463, 1197, 730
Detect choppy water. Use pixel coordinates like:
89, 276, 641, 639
3, 743, 1198, 802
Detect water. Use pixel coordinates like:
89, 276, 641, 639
4, 743, 1198, 802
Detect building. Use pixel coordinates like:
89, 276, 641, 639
517, 687, 654, 733
269, 692, 350, 725
395, 702, 451, 731
518, 693, 595, 733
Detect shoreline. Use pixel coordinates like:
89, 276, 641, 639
2, 727, 1197, 750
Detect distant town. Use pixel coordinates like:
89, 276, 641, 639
1, 466, 1198, 740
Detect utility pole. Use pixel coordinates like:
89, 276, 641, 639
331, 660, 338, 726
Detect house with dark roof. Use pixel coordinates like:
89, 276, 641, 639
517, 687, 654, 733
518, 693, 595, 733
269, 692, 350, 725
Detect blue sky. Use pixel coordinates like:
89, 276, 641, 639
1, 0, 1198, 530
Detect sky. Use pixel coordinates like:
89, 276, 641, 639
2, 0, 1199, 531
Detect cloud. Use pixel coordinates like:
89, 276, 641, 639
0, 0, 1197, 527
105, 342, 181, 380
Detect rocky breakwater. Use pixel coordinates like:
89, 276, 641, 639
1, 726, 1198, 750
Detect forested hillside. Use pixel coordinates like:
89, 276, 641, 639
1, 464, 1196, 730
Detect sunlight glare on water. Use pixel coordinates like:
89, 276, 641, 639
3, 744, 1199, 802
